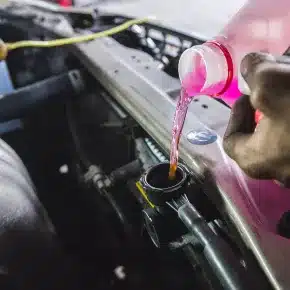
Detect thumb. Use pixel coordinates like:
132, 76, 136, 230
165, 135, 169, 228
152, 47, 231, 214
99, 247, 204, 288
240, 52, 275, 92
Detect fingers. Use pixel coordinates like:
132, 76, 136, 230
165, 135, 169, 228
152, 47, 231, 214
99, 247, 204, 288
273, 162, 290, 187
223, 95, 255, 160
240, 52, 290, 116
223, 94, 255, 151
224, 94, 256, 137
223, 95, 275, 179
274, 179, 290, 188
241, 52, 290, 88
240, 52, 275, 90
224, 53, 290, 180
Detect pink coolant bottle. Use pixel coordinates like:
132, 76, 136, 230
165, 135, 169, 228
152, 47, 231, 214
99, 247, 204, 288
178, 0, 290, 120
177, 0, 290, 232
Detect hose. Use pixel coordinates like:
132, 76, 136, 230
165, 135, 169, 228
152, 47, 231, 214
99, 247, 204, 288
0, 17, 151, 59
65, 100, 92, 169
178, 202, 253, 290
110, 160, 141, 184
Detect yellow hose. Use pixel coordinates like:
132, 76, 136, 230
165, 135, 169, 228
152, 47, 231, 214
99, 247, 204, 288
0, 17, 151, 59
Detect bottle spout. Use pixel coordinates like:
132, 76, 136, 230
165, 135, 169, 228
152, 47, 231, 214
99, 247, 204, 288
178, 46, 207, 96
178, 47, 200, 83
178, 43, 231, 97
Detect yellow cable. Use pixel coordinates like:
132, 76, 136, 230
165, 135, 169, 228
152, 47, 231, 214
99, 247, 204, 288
5, 17, 150, 51
136, 181, 155, 208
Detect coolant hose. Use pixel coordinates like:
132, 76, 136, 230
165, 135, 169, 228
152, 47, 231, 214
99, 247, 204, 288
178, 202, 254, 290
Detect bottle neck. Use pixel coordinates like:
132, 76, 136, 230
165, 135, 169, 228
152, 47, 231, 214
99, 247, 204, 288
178, 41, 234, 97
206, 41, 234, 96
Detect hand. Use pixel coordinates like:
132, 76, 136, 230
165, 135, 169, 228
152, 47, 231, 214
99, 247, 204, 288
223, 52, 290, 185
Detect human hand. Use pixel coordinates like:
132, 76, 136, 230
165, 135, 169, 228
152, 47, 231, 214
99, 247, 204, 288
223, 52, 290, 185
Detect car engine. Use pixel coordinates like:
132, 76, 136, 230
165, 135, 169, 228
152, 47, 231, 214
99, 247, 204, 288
0, 2, 289, 290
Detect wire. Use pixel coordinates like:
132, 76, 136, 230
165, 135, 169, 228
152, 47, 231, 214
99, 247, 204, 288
5, 17, 151, 51
136, 181, 155, 208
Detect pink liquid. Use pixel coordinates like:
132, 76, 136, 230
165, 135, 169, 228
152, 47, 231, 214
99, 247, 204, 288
169, 67, 242, 178
169, 87, 192, 179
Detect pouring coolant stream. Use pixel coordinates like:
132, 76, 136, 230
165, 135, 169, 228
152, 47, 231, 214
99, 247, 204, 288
169, 0, 290, 179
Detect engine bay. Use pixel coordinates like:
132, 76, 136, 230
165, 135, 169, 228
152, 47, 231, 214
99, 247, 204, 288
0, 3, 289, 289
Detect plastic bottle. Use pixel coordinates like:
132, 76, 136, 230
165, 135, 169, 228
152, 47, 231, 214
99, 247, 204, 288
176, 0, 290, 235
178, 0, 290, 107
